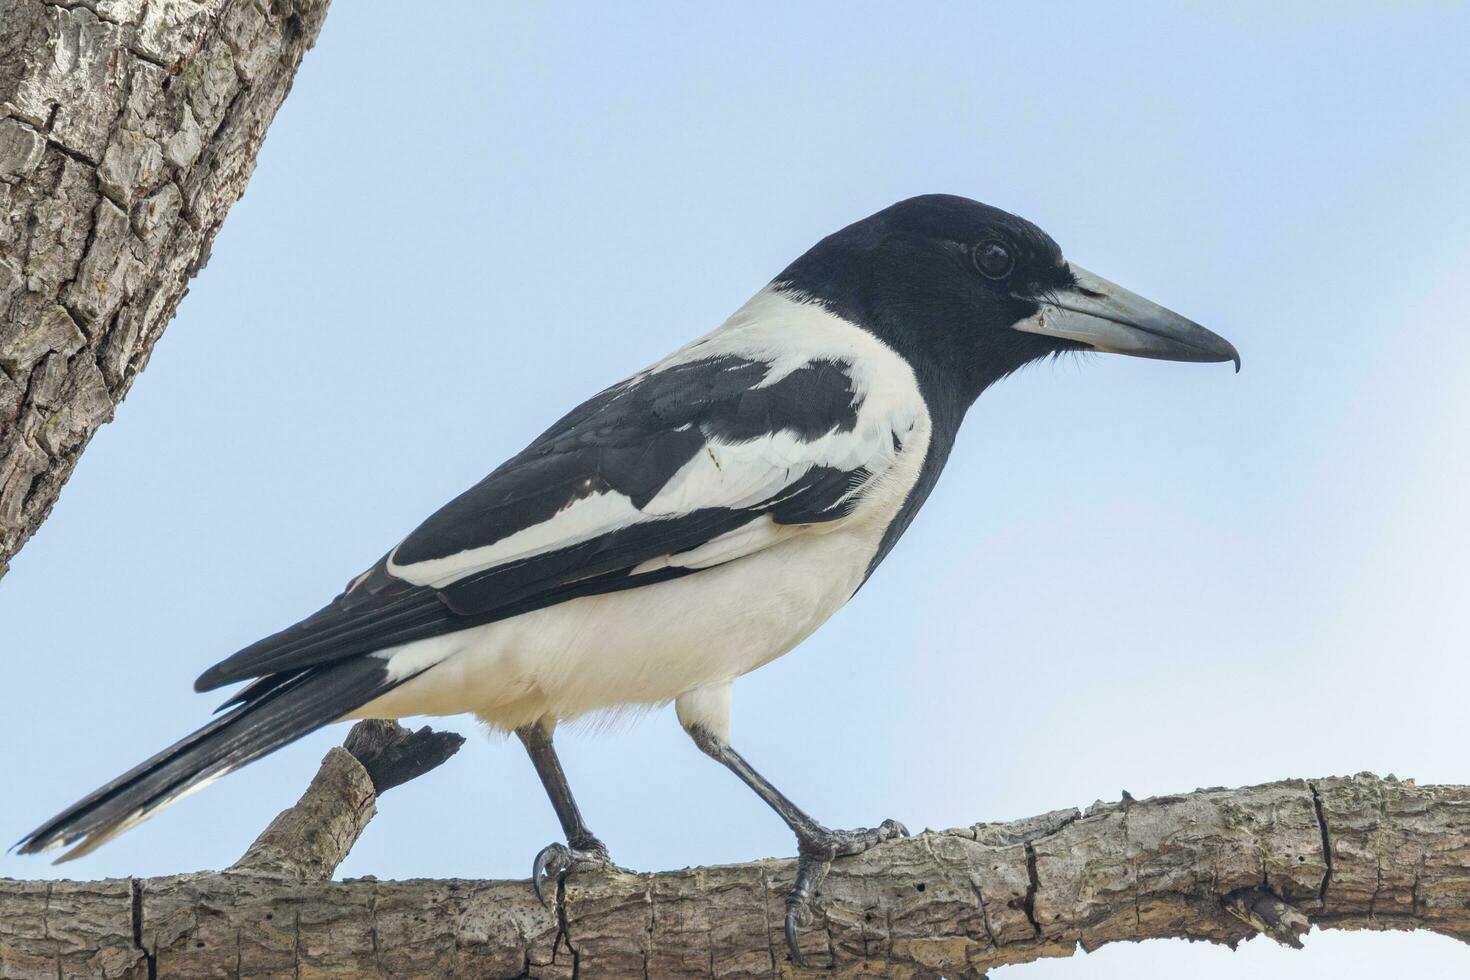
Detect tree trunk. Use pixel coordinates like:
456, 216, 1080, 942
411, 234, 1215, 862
0, 0, 330, 578
2, 727, 1467, 979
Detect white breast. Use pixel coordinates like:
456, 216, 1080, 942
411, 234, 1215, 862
351, 290, 933, 731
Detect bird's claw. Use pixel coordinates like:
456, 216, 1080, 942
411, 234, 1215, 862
531, 837, 614, 910
784, 818, 908, 965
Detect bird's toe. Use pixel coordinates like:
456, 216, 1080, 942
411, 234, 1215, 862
784, 851, 826, 967
530, 837, 619, 909
799, 817, 908, 859
784, 818, 908, 964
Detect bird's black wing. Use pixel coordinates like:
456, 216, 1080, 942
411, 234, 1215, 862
197, 352, 898, 692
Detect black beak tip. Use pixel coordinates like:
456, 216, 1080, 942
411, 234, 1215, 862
1207, 335, 1241, 373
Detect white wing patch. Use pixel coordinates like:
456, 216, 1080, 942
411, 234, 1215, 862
389, 490, 643, 588
386, 287, 926, 592
631, 515, 795, 574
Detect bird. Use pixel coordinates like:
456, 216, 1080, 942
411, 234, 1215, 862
16, 194, 1237, 962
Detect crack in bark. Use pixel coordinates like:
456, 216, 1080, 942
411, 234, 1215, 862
124, 44, 172, 72
971, 879, 1000, 950
550, 873, 580, 979
128, 877, 157, 980
42, 138, 98, 168
40, 0, 126, 25
1309, 782, 1334, 904
1021, 842, 1043, 936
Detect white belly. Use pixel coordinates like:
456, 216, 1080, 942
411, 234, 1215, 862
351, 517, 881, 731
349, 289, 935, 732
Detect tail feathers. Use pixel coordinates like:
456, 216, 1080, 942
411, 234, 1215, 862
14, 657, 399, 862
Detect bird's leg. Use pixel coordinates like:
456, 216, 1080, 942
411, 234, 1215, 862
685, 724, 908, 965
515, 721, 614, 907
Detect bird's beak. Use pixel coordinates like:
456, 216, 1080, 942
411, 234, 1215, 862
1014, 264, 1240, 371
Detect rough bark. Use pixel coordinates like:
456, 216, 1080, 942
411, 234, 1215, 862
228, 722, 465, 883
2, 768, 1467, 979
0, 0, 330, 578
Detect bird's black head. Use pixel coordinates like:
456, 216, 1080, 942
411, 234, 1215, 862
775, 194, 1238, 415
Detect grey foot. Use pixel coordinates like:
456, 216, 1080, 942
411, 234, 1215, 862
785, 818, 908, 965
531, 835, 615, 909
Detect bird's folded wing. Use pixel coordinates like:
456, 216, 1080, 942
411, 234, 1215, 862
196, 352, 903, 692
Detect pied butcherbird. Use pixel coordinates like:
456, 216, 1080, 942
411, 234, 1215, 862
18, 194, 1238, 962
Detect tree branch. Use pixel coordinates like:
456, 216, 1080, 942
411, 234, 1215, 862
3, 766, 1467, 978
0, 0, 330, 578
229, 721, 465, 883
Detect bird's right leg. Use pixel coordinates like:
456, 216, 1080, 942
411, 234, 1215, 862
516, 720, 614, 906
676, 684, 907, 965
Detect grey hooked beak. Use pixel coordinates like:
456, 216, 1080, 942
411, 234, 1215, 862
1016, 264, 1240, 371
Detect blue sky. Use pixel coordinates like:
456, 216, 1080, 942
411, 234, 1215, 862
3, 4, 1469, 975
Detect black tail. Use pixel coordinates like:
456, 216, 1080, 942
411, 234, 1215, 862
14, 657, 399, 861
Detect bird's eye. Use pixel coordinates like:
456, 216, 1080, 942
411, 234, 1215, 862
972, 240, 1014, 280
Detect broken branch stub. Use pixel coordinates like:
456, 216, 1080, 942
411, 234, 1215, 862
229, 720, 464, 882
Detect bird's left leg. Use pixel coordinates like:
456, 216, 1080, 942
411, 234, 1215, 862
676, 685, 907, 964
516, 720, 615, 906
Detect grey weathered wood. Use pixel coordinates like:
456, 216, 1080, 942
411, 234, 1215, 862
342, 719, 467, 798
227, 747, 380, 884
2, 773, 1467, 978
230, 721, 465, 883
0, 0, 330, 578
